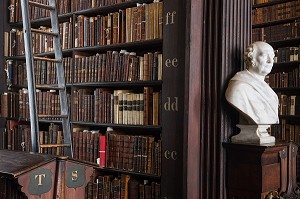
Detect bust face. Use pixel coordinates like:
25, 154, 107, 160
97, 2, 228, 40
250, 42, 275, 77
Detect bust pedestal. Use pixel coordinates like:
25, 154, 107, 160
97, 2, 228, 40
231, 124, 275, 144
223, 142, 287, 199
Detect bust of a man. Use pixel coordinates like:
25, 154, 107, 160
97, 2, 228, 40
225, 41, 279, 125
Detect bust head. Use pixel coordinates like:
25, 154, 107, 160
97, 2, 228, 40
244, 41, 275, 79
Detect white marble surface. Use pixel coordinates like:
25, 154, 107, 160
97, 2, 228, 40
231, 124, 275, 144
225, 41, 279, 144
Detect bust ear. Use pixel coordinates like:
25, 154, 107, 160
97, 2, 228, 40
244, 45, 255, 68
248, 46, 254, 60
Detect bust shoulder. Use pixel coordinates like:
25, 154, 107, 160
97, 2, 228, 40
225, 80, 253, 102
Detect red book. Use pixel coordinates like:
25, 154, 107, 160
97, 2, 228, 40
99, 135, 106, 168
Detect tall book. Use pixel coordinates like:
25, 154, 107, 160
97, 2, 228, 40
99, 134, 106, 168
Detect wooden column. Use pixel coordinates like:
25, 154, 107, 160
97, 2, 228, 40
185, 0, 252, 198
161, 0, 186, 198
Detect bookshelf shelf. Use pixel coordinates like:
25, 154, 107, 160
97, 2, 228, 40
273, 87, 300, 92
38, 119, 63, 124
6, 40, 162, 58
74, 0, 154, 15
274, 60, 300, 68
279, 115, 300, 118
7, 84, 72, 90
252, 16, 300, 28
7, 49, 73, 60
96, 167, 161, 180
71, 121, 161, 131
252, 0, 297, 9
6, 118, 64, 124
73, 39, 163, 53
271, 60, 300, 73
72, 80, 162, 88
33, 49, 74, 57
9, 13, 73, 28
268, 38, 300, 48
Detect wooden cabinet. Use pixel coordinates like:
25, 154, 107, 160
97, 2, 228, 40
224, 142, 288, 198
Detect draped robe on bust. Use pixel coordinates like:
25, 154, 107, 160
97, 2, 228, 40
225, 69, 279, 125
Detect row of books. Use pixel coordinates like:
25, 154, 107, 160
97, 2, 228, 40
4, 122, 31, 152
0, 87, 160, 126
274, 47, 299, 63
39, 123, 65, 155
2, 122, 161, 175
8, 0, 140, 23
6, 58, 73, 87
2, 122, 66, 156
9, 0, 72, 23
277, 93, 300, 116
73, 88, 160, 125
72, 129, 101, 164
0, 90, 71, 120
74, 0, 134, 11
106, 131, 161, 175
252, 0, 276, 5
7, 20, 73, 56
6, 50, 162, 87
85, 174, 160, 199
74, 2, 163, 47
252, 22, 300, 42
1, 92, 19, 119
270, 119, 300, 144
74, 51, 162, 83
73, 129, 161, 175
266, 66, 300, 88
252, 1, 300, 24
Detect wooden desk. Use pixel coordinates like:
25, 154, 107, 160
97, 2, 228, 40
0, 150, 93, 199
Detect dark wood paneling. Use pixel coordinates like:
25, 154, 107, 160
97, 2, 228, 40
186, 0, 251, 198
161, 0, 186, 198
185, 0, 203, 198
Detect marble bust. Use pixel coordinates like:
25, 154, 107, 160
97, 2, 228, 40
225, 41, 279, 144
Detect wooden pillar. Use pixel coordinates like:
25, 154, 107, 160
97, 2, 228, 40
185, 0, 252, 198
161, 0, 186, 198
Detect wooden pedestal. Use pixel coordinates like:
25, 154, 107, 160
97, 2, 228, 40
223, 142, 288, 199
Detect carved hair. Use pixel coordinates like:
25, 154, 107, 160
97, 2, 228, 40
244, 43, 256, 69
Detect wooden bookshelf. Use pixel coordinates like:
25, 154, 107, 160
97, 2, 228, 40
269, 38, 300, 48
73, 0, 155, 15
1, 0, 168, 198
98, 167, 161, 179
252, 0, 297, 9
252, 0, 300, 185
252, 16, 300, 28
72, 80, 162, 87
